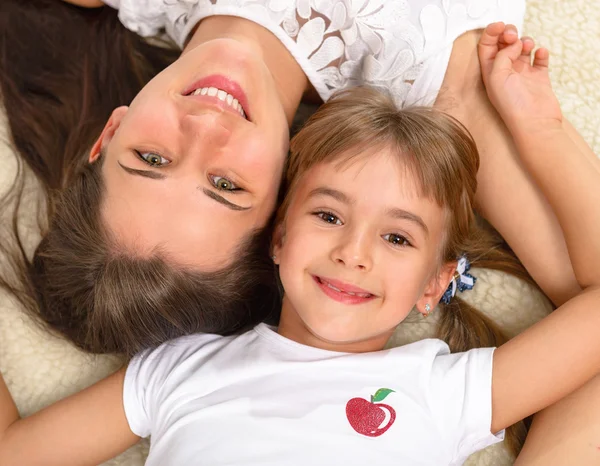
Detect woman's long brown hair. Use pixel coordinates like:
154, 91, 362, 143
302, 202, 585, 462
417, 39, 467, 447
278, 86, 535, 456
0, 0, 281, 356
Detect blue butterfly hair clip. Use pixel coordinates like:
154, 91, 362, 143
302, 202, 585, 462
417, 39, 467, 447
440, 255, 476, 305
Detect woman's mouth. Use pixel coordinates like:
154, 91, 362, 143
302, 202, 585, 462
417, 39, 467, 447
313, 276, 376, 305
187, 87, 246, 118
183, 75, 251, 120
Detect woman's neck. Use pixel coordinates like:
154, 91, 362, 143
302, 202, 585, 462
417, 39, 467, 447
184, 16, 309, 127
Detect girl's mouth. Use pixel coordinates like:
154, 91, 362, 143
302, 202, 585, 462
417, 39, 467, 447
313, 276, 376, 305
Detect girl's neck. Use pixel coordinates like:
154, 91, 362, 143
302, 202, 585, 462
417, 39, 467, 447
184, 16, 309, 127
277, 298, 392, 353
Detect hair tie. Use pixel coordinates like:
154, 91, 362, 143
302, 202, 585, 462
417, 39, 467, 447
440, 255, 476, 304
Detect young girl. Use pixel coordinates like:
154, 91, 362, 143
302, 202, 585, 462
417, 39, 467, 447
1, 23, 598, 465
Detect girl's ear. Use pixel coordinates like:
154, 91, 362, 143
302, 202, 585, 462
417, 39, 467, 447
89, 106, 129, 163
416, 261, 457, 316
271, 224, 285, 265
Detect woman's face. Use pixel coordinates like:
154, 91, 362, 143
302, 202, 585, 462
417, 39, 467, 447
93, 38, 290, 269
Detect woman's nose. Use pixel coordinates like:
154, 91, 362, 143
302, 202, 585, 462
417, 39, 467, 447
181, 112, 232, 149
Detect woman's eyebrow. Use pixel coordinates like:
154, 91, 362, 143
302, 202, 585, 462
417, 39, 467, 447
118, 162, 248, 211
118, 162, 166, 180
201, 188, 250, 211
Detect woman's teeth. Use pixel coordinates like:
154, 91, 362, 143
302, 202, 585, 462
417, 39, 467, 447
191, 87, 246, 118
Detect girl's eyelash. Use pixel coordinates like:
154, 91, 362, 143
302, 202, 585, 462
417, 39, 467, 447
135, 150, 170, 167
383, 233, 412, 248
311, 211, 412, 247
312, 211, 342, 225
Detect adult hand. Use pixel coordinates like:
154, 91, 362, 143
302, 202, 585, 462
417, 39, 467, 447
478, 22, 562, 134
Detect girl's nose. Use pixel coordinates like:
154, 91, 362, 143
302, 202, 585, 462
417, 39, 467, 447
331, 230, 373, 272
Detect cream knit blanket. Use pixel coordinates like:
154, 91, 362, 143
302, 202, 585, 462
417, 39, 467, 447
0, 1, 598, 464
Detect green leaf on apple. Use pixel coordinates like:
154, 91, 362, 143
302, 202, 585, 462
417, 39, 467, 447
371, 388, 395, 403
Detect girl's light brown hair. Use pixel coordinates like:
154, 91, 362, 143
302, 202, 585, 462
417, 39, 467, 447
0, 0, 280, 356
278, 86, 533, 455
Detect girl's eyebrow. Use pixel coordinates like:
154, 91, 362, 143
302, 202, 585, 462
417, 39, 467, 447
308, 187, 352, 204
386, 208, 429, 237
309, 186, 428, 236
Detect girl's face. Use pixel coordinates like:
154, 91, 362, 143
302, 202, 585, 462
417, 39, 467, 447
274, 150, 455, 352
92, 38, 289, 269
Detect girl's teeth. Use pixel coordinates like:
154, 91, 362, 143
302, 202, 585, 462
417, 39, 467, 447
325, 281, 371, 298
189, 87, 247, 118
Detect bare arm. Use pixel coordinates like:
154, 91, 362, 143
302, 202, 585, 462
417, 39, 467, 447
0, 368, 139, 465
437, 29, 584, 307
491, 129, 600, 429
475, 23, 600, 433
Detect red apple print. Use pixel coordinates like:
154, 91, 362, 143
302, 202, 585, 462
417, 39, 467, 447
346, 388, 396, 437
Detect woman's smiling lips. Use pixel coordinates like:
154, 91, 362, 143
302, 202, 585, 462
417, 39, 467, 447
313, 276, 376, 305
183, 74, 251, 120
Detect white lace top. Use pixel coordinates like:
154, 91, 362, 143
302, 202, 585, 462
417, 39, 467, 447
103, 0, 525, 107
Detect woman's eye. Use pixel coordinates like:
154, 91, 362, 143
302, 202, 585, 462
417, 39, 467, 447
211, 176, 240, 191
383, 233, 410, 247
136, 151, 170, 167
316, 212, 342, 225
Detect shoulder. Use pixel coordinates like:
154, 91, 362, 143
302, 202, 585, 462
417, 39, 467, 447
132, 330, 254, 371
101, 0, 173, 38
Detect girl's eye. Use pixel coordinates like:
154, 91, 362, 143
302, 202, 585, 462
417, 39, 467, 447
315, 212, 342, 225
211, 176, 240, 191
136, 151, 170, 167
383, 233, 411, 247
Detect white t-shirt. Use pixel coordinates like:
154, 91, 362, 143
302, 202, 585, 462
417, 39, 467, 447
124, 324, 502, 466
102, 0, 525, 107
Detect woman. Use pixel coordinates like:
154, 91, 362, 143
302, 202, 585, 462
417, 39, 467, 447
0, 0, 581, 359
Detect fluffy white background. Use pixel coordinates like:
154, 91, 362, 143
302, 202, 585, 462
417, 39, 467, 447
0, 1, 598, 464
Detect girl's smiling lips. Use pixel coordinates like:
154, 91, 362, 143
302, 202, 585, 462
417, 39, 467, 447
313, 276, 376, 305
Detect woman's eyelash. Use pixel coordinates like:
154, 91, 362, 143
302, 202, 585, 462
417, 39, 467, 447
313, 211, 342, 225
135, 150, 170, 167
210, 175, 241, 192
383, 233, 412, 247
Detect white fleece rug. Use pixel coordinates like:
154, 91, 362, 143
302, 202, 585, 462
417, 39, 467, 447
0, 1, 598, 464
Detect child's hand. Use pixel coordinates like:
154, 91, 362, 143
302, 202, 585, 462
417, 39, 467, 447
478, 22, 562, 133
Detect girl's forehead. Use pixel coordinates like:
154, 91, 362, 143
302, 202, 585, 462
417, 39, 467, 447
302, 149, 425, 197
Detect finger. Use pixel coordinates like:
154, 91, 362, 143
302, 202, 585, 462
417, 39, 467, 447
479, 22, 506, 78
492, 39, 524, 73
533, 47, 550, 69
521, 37, 535, 54
518, 36, 535, 64
499, 24, 519, 49
479, 22, 505, 48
